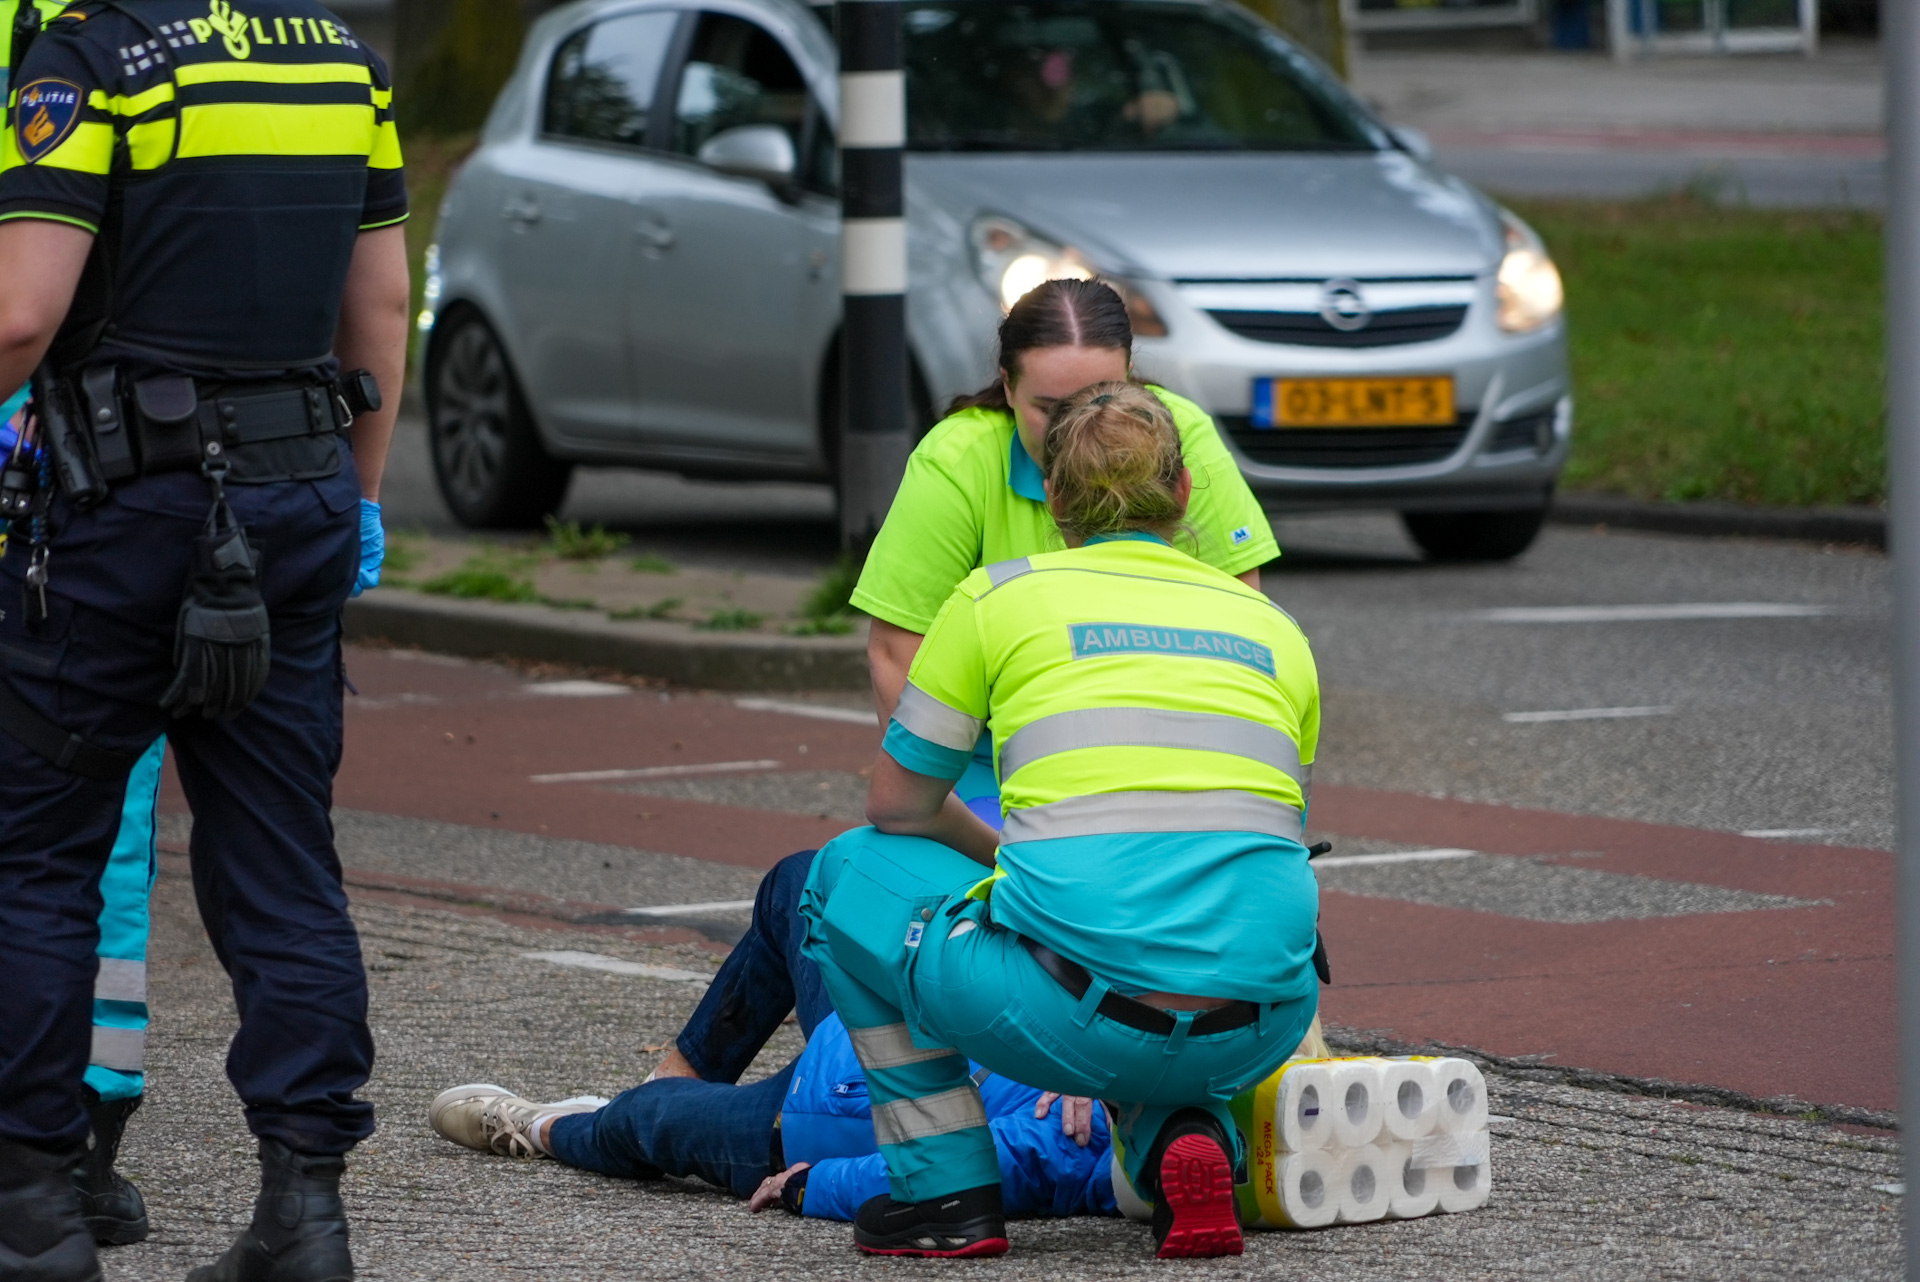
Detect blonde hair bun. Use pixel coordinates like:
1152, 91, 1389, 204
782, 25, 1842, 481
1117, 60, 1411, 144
1040, 381, 1187, 542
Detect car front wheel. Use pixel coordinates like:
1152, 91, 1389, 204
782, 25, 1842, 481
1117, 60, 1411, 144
1401, 506, 1548, 562
428, 312, 573, 529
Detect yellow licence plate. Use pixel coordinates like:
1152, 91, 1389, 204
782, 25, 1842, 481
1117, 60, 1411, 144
1253, 376, 1456, 429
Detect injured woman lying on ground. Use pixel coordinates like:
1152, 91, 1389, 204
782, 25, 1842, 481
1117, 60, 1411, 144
425, 849, 1119, 1222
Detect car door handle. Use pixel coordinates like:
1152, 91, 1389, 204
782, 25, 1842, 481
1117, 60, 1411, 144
502, 196, 542, 226
633, 212, 675, 251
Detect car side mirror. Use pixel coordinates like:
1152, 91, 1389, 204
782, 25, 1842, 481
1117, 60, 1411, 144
697, 124, 798, 186
1389, 124, 1435, 164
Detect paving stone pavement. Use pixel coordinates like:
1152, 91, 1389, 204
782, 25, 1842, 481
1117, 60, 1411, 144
101, 860, 1902, 1281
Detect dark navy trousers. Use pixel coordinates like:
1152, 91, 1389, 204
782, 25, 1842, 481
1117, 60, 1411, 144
0, 453, 374, 1155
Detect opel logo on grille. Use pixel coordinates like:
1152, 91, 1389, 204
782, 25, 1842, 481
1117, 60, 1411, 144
1318, 278, 1371, 332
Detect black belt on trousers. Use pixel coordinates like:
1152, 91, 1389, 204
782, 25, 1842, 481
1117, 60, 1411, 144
1018, 935, 1263, 1037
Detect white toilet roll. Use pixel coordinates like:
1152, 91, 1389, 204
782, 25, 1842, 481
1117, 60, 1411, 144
1383, 1143, 1442, 1219
1431, 1058, 1489, 1134
1329, 1059, 1385, 1148
1275, 1060, 1335, 1152
1272, 1149, 1340, 1229
1335, 1143, 1390, 1223
1437, 1155, 1493, 1213
1380, 1059, 1440, 1141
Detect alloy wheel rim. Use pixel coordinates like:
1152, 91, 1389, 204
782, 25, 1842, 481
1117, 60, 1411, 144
434, 322, 511, 509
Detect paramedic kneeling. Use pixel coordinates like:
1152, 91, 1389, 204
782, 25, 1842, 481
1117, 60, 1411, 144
800, 380, 1321, 1261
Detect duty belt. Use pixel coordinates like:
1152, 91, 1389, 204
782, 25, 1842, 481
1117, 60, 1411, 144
85, 369, 351, 482
1018, 935, 1266, 1037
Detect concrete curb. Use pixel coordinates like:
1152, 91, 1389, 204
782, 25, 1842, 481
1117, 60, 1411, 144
343, 592, 869, 690
1550, 493, 1886, 549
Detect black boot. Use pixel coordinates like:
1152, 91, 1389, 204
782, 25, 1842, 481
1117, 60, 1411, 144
186, 1139, 354, 1282
0, 1137, 103, 1282
852, 1183, 1007, 1257
74, 1090, 149, 1245
1141, 1111, 1242, 1260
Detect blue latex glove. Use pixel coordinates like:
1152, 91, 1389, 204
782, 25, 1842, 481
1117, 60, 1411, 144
352, 499, 384, 596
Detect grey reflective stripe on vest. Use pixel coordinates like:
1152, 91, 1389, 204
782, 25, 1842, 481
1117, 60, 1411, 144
89, 1025, 145, 1073
893, 682, 984, 752
1001, 789, 1305, 844
872, 1084, 990, 1146
997, 707, 1305, 784
94, 958, 147, 1004
985, 557, 1033, 588
849, 1022, 958, 1071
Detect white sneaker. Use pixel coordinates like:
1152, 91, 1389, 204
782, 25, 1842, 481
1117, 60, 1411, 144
428, 1083, 609, 1158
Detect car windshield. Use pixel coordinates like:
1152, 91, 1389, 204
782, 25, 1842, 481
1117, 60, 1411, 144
904, 0, 1385, 153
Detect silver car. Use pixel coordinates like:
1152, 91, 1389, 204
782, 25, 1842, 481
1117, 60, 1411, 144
421, 0, 1570, 560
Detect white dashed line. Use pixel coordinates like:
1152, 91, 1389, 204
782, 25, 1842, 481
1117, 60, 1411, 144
622, 900, 757, 918
1313, 848, 1479, 868
529, 759, 780, 784
1502, 705, 1676, 723
1473, 603, 1836, 624
735, 698, 879, 725
523, 680, 633, 697
1741, 828, 1838, 840
522, 951, 713, 983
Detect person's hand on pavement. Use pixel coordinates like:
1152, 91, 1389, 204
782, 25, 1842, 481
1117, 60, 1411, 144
1034, 1092, 1099, 1146
352, 498, 383, 597
747, 1162, 811, 1213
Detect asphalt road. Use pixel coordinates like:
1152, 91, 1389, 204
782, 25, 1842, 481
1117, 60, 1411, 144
380, 416, 1894, 853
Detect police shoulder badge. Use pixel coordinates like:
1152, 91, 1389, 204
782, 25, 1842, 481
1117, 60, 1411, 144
15, 79, 84, 162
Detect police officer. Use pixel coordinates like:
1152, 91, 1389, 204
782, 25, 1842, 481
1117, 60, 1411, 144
801, 381, 1321, 1260
1, 0, 160, 1248
0, 0, 407, 1272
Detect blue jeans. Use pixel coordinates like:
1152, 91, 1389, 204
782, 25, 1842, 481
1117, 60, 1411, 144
546, 1066, 795, 1198
674, 849, 833, 1082
548, 850, 830, 1194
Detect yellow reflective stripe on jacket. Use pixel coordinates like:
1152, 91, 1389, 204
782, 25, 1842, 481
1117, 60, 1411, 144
176, 101, 374, 159
97, 84, 176, 116
368, 118, 399, 169
6, 118, 111, 171
173, 59, 371, 86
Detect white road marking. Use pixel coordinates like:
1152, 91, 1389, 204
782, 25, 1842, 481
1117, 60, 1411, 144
1503, 705, 1676, 723
1313, 848, 1479, 868
735, 697, 879, 726
622, 899, 756, 917
1473, 603, 1836, 624
1741, 828, 1838, 840
524, 680, 633, 697
522, 951, 712, 983
529, 758, 780, 784
1874, 1182, 1905, 1196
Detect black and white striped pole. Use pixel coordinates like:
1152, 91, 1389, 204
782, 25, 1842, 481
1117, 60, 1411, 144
835, 0, 909, 553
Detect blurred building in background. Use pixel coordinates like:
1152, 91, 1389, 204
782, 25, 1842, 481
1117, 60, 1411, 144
1348, 0, 1873, 57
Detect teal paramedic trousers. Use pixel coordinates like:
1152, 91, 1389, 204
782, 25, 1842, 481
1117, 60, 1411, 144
88, 738, 164, 1102
799, 827, 1312, 1205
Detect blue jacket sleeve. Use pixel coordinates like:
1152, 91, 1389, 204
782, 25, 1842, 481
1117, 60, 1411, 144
799, 1155, 890, 1221
982, 1091, 1119, 1218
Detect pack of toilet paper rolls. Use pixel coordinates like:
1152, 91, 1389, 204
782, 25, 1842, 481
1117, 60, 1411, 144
1229, 1056, 1493, 1229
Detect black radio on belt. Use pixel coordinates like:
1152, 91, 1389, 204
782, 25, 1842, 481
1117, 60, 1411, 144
337, 368, 381, 418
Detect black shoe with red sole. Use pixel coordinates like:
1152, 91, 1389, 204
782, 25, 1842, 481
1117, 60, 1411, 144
853, 1184, 1009, 1258
1150, 1121, 1244, 1259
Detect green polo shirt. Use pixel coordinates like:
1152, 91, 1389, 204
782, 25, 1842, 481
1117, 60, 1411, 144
851, 386, 1279, 634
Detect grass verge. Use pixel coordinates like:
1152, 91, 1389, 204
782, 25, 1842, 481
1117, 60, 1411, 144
1516, 195, 1883, 509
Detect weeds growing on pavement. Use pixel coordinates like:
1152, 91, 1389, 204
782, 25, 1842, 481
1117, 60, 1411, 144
628, 553, 676, 574
545, 517, 630, 560
696, 608, 765, 631
541, 596, 598, 611
791, 555, 861, 635
382, 533, 424, 577
419, 556, 540, 603
1516, 195, 1884, 508
786, 615, 856, 636
609, 598, 682, 621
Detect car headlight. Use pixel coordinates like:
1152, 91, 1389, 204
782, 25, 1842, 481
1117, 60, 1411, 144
1496, 212, 1563, 334
968, 215, 1169, 335
418, 243, 442, 334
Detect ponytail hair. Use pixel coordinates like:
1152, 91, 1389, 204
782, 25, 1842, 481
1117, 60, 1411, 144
1040, 381, 1188, 542
947, 278, 1134, 415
